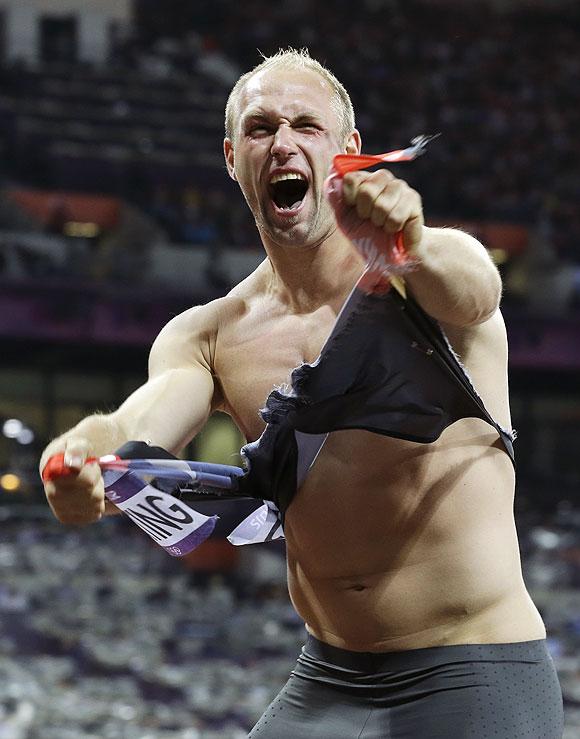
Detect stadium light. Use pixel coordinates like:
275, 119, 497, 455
16, 429, 35, 445
0, 474, 21, 492
2, 419, 23, 439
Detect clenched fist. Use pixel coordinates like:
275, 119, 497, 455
40, 438, 105, 525
342, 169, 424, 256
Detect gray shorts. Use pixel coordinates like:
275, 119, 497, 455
249, 635, 564, 738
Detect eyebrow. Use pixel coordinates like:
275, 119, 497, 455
240, 111, 269, 125
292, 114, 323, 125
241, 111, 323, 127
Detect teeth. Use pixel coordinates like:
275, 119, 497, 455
270, 172, 306, 185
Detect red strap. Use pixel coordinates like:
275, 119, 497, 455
332, 149, 417, 176
333, 135, 439, 176
41, 452, 98, 482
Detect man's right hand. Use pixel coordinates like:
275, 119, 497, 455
40, 440, 106, 525
38, 301, 219, 526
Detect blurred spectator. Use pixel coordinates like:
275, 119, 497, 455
136, 0, 580, 263
506, 209, 576, 316
0, 0, 579, 306
0, 503, 578, 737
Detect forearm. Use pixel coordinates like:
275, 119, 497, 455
405, 226, 502, 326
40, 307, 219, 525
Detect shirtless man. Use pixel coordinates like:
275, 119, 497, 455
40, 51, 563, 738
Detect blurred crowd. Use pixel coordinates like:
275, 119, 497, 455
0, 0, 578, 271
1, 503, 580, 738
129, 0, 580, 258
0, 510, 298, 739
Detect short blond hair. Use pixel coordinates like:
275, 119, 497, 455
225, 48, 356, 143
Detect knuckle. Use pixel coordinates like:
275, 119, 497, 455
405, 186, 421, 206
342, 171, 363, 196
356, 192, 373, 218
360, 182, 384, 208
357, 186, 376, 208
390, 180, 405, 198
371, 169, 392, 185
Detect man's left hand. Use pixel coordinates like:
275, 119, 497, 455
342, 169, 424, 256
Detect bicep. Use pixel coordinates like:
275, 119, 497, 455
111, 363, 215, 455
111, 301, 223, 455
442, 309, 511, 428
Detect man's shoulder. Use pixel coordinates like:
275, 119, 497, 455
151, 296, 240, 357
150, 261, 270, 364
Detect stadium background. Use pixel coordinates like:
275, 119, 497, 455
0, 0, 579, 736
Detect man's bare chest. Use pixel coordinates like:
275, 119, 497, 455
214, 308, 336, 441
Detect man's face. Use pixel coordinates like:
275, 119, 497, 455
224, 67, 360, 249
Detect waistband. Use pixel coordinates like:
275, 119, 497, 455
302, 634, 551, 673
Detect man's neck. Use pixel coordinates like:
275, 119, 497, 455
261, 228, 365, 314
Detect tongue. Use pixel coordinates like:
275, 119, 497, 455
276, 197, 304, 211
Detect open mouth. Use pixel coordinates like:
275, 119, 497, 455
269, 173, 309, 212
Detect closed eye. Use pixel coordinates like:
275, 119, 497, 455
244, 119, 322, 137
294, 119, 322, 132
295, 124, 320, 133
247, 125, 272, 137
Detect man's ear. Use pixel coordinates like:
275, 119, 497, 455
224, 138, 236, 181
345, 129, 362, 155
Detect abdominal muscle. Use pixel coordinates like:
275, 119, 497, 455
283, 422, 546, 652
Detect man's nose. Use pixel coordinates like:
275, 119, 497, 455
270, 125, 297, 160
